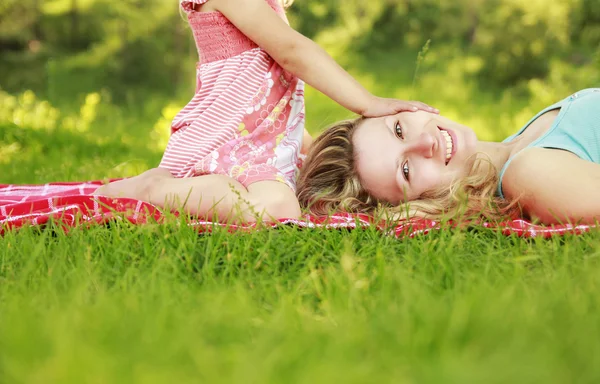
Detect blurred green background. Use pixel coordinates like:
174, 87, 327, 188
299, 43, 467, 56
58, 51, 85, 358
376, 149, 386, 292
0, 0, 599, 182
2, 4, 600, 382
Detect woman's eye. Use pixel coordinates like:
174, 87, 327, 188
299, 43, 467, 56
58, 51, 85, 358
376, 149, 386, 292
395, 121, 404, 139
402, 161, 410, 181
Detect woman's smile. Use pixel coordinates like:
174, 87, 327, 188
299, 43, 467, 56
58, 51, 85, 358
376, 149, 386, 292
438, 126, 456, 165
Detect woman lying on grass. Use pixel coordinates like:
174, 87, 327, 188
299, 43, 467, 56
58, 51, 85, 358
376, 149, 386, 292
94, 0, 436, 222
297, 88, 600, 225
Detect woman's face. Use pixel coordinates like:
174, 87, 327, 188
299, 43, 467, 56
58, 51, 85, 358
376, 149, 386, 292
353, 111, 478, 204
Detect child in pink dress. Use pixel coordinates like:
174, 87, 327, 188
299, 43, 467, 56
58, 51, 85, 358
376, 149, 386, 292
95, 0, 437, 222
159, 0, 307, 191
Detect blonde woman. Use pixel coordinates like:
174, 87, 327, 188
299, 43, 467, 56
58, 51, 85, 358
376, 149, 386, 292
297, 88, 600, 225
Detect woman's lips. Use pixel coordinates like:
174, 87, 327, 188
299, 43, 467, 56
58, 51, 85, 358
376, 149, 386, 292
438, 126, 456, 165
446, 128, 457, 160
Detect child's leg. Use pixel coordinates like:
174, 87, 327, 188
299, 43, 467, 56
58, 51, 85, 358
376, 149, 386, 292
94, 169, 300, 222
94, 168, 171, 204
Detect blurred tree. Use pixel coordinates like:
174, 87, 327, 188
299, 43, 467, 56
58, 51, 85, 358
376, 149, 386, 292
471, 0, 573, 85
0, 0, 38, 49
572, 0, 600, 49
0, 0, 597, 98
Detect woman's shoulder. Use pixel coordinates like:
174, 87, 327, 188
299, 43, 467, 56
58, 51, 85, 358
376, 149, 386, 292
502, 147, 574, 197
501, 147, 600, 224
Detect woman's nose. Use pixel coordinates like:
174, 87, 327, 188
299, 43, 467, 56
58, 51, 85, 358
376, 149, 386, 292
406, 132, 436, 158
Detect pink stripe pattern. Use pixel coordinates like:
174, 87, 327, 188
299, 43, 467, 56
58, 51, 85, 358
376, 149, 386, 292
159, 0, 305, 190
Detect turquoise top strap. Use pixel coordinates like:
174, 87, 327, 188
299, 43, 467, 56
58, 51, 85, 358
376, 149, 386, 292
497, 88, 600, 198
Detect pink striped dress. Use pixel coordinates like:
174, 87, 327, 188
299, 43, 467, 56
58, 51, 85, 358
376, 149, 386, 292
158, 0, 305, 191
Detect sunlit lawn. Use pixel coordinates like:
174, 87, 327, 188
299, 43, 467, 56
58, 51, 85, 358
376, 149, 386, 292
2, 44, 600, 383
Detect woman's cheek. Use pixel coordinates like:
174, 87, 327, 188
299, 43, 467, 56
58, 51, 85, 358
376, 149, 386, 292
419, 164, 444, 192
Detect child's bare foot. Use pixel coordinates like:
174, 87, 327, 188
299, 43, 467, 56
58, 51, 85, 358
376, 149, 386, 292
93, 168, 172, 201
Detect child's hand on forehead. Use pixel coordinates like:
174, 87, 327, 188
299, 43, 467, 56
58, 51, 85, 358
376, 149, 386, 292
361, 96, 439, 118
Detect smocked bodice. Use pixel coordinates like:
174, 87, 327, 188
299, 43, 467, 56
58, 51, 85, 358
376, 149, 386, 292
187, 0, 286, 64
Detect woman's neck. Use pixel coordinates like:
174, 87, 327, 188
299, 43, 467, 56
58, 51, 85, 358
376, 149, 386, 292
475, 108, 562, 175
475, 140, 518, 174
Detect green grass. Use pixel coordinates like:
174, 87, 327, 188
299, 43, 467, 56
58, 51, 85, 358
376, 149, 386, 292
2, 43, 600, 382
3, 223, 600, 383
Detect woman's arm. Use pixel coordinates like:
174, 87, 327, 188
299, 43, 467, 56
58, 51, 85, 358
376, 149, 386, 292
208, 0, 436, 117
503, 148, 600, 225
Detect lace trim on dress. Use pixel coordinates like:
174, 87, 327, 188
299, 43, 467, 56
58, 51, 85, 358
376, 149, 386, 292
181, 0, 210, 13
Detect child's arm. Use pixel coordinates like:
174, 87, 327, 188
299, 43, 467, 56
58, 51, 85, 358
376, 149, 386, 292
209, 0, 437, 117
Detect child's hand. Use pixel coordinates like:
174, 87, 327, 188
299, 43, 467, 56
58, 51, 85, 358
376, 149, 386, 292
361, 96, 439, 118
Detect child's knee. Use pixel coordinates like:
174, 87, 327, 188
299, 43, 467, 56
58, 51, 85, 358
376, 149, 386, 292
263, 193, 301, 219
249, 182, 301, 220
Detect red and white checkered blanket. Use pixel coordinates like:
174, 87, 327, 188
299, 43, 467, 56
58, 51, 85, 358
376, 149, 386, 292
0, 181, 595, 238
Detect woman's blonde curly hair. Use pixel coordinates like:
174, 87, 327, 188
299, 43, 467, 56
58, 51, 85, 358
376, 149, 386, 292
296, 117, 522, 222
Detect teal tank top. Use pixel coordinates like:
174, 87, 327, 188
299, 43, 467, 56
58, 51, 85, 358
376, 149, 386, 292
497, 88, 600, 198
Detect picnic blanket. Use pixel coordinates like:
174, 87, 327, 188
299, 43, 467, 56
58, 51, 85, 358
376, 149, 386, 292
0, 181, 595, 238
